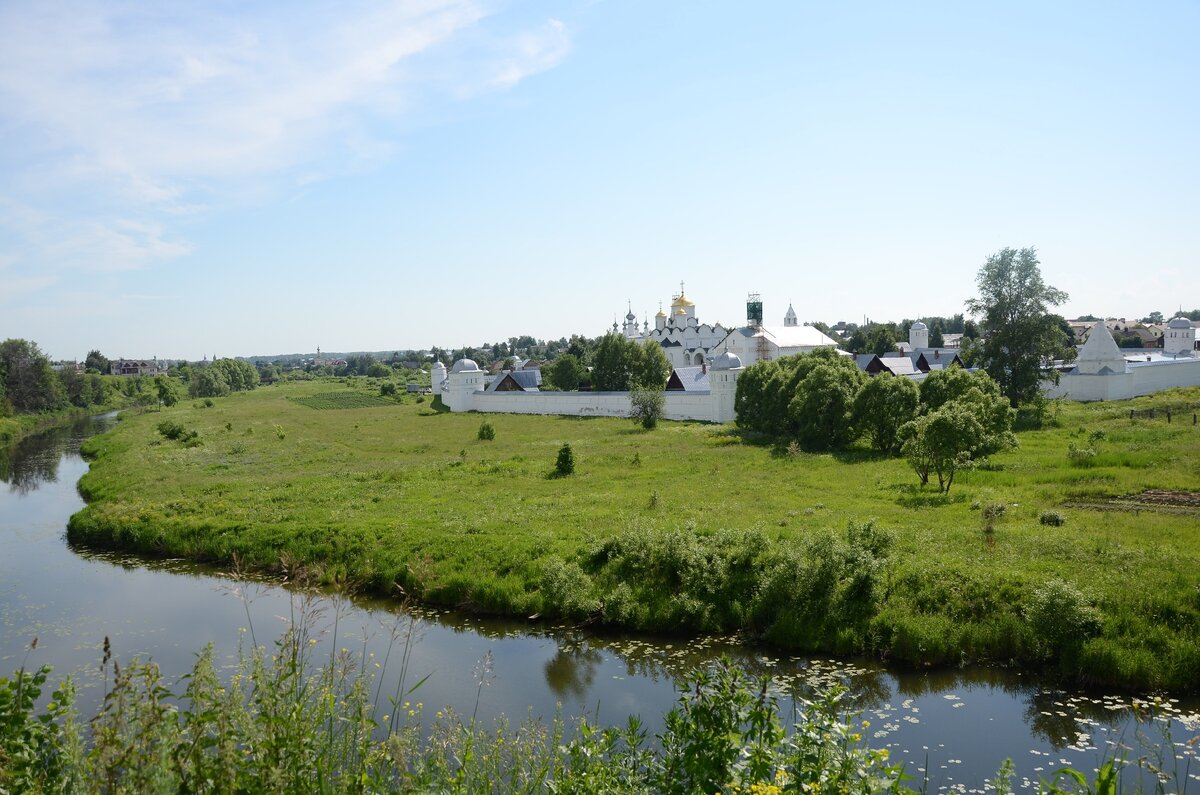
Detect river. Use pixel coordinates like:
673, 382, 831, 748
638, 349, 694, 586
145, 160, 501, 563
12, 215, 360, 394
2, 413, 1197, 793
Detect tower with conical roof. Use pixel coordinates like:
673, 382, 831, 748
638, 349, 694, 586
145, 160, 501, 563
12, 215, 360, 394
783, 303, 798, 327
1075, 322, 1127, 375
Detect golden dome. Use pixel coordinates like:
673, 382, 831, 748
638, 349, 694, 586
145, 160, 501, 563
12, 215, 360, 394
655, 308, 667, 318
671, 293, 695, 308
675, 308, 687, 316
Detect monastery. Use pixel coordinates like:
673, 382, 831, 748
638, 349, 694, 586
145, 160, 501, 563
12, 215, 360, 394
614, 286, 840, 369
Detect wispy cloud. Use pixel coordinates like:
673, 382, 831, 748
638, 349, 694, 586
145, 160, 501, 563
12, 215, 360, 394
0, 1, 571, 282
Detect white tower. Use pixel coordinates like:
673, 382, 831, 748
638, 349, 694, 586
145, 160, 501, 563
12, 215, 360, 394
909, 321, 929, 350
655, 304, 667, 331
445, 358, 483, 412
783, 303, 798, 327
1164, 316, 1196, 356
430, 360, 448, 393
1075, 322, 1127, 375
709, 350, 744, 423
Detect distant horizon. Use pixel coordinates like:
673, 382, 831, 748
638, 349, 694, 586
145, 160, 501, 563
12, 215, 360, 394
45, 304, 1196, 364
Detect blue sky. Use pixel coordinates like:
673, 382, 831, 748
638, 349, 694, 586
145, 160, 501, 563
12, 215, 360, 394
2, 1, 1197, 360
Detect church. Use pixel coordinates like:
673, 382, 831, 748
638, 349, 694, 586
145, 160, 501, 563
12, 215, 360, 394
612, 286, 840, 369
1044, 318, 1200, 401
612, 283, 731, 369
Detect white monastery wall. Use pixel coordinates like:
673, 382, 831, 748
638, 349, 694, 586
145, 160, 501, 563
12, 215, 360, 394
465, 390, 724, 422
1044, 359, 1200, 401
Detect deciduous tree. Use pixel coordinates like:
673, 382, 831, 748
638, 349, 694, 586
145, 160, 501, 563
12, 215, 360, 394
965, 247, 1071, 406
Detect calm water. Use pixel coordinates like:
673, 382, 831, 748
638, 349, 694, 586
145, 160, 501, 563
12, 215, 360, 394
2, 415, 1198, 793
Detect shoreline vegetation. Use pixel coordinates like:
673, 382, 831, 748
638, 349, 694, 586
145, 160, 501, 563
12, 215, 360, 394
65, 379, 1200, 693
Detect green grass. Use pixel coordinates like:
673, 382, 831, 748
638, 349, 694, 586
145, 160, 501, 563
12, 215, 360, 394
67, 381, 1200, 691
289, 391, 403, 410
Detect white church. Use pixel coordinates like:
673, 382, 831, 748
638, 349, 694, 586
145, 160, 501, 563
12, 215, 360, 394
613, 286, 841, 368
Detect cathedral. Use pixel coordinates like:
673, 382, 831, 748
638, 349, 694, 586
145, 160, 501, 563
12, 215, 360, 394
612, 283, 731, 369
612, 284, 841, 369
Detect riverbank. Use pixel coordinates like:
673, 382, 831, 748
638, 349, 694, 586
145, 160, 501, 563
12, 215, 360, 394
67, 380, 1200, 691
0, 400, 130, 447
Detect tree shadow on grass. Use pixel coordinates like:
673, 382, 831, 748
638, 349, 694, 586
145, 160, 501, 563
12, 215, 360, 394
893, 483, 967, 509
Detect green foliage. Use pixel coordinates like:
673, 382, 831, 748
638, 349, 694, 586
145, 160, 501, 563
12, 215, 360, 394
631, 341, 671, 390
736, 349, 865, 451
380, 382, 397, 396
84, 349, 110, 374
1039, 511, 1066, 527
156, 419, 199, 445
965, 247, 1072, 406
1025, 579, 1102, 659
788, 361, 866, 452
546, 353, 585, 391
290, 392, 398, 410
0, 338, 67, 413
154, 375, 179, 407
188, 358, 259, 399
629, 386, 665, 430
539, 557, 599, 617
0, 625, 908, 795
590, 333, 635, 391
554, 443, 575, 477
853, 373, 919, 455
477, 421, 496, 441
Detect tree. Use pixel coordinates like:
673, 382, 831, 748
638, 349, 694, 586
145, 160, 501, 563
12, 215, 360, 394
787, 360, 865, 452
84, 350, 110, 374
629, 385, 665, 430
590, 334, 634, 391
853, 374, 919, 455
155, 375, 180, 407
547, 354, 585, 391
965, 247, 1071, 406
631, 341, 671, 390
1143, 311, 1164, 325
0, 339, 66, 413
928, 323, 945, 348
900, 403, 985, 493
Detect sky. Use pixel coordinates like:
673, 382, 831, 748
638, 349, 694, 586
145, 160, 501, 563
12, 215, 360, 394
1, 1, 1198, 361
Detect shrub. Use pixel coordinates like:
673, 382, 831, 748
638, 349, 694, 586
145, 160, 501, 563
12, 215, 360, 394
157, 420, 199, 445
157, 420, 186, 440
477, 421, 495, 441
554, 443, 575, 477
380, 382, 397, 396
539, 557, 600, 618
629, 386, 665, 430
1066, 443, 1097, 466
1025, 579, 1102, 658
1039, 511, 1066, 527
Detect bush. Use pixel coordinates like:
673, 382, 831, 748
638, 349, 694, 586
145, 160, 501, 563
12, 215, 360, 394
1066, 443, 1097, 466
157, 420, 199, 445
554, 443, 575, 477
539, 557, 599, 618
1039, 511, 1066, 527
477, 421, 495, 441
1025, 579, 1102, 658
629, 386, 664, 430
380, 382, 397, 396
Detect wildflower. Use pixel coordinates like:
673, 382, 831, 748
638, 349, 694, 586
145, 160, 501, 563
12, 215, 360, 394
862, 719, 870, 728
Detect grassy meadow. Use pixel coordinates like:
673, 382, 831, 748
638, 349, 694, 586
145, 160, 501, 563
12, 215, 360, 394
68, 380, 1200, 691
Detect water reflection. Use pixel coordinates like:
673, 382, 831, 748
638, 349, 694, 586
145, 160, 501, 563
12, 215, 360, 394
0, 414, 114, 495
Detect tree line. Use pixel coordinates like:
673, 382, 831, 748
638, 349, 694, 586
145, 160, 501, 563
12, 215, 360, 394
735, 350, 1015, 492
0, 339, 114, 415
